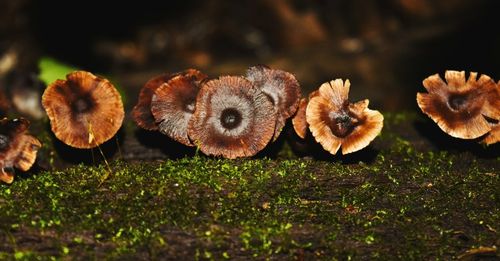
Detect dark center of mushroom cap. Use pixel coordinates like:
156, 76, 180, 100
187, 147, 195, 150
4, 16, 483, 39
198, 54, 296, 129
329, 111, 357, 138
448, 94, 467, 111
0, 134, 9, 150
72, 97, 93, 113
220, 108, 242, 130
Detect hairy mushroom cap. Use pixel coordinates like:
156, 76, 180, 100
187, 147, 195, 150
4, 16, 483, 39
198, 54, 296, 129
188, 76, 276, 159
306, 79, 383, 155
42, 71, 124, 149
417, 71, 495, 139
151, 69, 207, 146
0, 118, 41, 184
246, 65, 301, 140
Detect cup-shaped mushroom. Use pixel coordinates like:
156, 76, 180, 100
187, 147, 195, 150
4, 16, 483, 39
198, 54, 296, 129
417, 71, 496, 139
188, 76, 276, 159
42, 71, 124, 149
306, 79, 383, 155
0, 118, 41, 184
150, 70, 207, 146
246, 66, 301, 140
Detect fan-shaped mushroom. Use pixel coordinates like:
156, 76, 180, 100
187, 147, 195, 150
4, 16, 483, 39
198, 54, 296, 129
417, 71, 495, 139
42, 71, 124, 149
188, 76, 276, 159
306, 79, 383, 155
0, 118, 41, 184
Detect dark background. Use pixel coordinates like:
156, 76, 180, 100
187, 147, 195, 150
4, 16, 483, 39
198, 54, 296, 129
2, 0, 500, 112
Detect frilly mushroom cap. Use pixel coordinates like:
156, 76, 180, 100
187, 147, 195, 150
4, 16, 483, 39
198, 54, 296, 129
188, 76, 276, 159
417, 71, 495, 139
0, 118, 41, 184
292, 98, 308, 139
151, 70, 207, 146
42, 71, 124, 149
246, 65, 301, 140
306, 79, 383, 155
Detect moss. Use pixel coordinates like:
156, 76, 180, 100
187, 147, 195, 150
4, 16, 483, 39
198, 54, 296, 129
0, 112, 498, 259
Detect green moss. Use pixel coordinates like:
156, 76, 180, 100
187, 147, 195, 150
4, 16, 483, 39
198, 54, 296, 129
0, 112, 498, 259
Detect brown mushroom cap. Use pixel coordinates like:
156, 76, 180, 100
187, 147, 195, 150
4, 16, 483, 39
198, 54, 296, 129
132, 72, 174, 131
306, 79, 383, 155
0, 118, 41, 184
292, 98, 308, 139
42, 71, 124, 149
188, 76, 276, 159
416, 71, 494, 139
150, 70, 207, 146
246, 66, 301, 140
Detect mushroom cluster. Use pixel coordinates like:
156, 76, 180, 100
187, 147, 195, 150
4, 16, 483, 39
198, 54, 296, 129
292, 79, 384, 155
133, 66, 301, 158
417, 70, 499, 145
0, 118, 41, 184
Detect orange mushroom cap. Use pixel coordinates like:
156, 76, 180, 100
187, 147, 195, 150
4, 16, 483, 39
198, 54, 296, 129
417, 71, 495, 139
188, 76, 276, 159
150, 69, 207, 146
0, 118, 41, 184
292, 98, 308, 139
306, 79, 383, 155
42, 71, 124, 149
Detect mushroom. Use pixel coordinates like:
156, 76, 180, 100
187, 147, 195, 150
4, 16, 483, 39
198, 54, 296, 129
150, 69, 207, 146
306, 79, 383, 155
132, 72, 174, 131
292, 98, 308, 139
0, 118, 41, 184
292, 90, 319, 139
42, 71, 124, 149
416, 71, 496, 139
188, 76, 276, 159
246, 65, 301, 140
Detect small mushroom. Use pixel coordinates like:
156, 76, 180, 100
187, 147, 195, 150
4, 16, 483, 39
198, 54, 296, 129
150, 69, 207, 146
246, 65, 301, 140
188, 76, 276, 159
0, 118, 41, 184
42, 71, 124, 149
306, 79, 383, 155
132, 72, 174, 130
292, 90, 319, 139
292, 98, 308, 139
417, 71, 496, 139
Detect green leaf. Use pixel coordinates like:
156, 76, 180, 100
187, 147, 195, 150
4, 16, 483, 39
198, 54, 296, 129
38, 57, 79, 85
